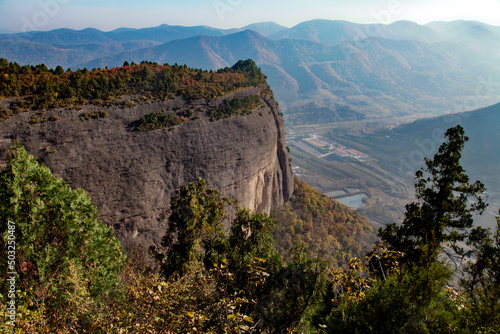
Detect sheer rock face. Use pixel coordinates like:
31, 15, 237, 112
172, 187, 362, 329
0, 83, 293, 261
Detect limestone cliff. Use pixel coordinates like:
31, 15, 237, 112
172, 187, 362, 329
0, 83, 293, 259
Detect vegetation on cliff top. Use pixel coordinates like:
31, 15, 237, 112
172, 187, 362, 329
0, 58, 266, 122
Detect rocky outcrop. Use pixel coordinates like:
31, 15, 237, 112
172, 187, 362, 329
0, 83, 293, 262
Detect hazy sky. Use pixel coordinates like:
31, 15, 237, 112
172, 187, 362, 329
1, 0, 500, 33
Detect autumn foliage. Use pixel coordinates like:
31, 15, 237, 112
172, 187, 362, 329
272, 176, 375, 267
0, 58, 266, 122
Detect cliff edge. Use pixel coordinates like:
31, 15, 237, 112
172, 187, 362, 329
0, 81, 293, 260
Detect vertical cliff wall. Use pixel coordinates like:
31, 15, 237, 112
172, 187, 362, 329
0, 83, 293, 258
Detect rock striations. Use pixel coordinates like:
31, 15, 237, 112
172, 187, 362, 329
0, 83, 293, 260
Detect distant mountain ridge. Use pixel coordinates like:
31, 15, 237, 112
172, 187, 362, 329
2, 19, 500, 123
268, 19, 442, 45
269, 19, 500, 46
0, 21, 286, 47
80, 28, 500, 122
3, 19, 499, 67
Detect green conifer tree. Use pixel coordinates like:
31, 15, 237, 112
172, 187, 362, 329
0, 143, 125, 325
379, 125, 487, 266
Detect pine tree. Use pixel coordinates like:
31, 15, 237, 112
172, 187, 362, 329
379, 125, 487, 266
460, 211, 500, 331
54, 65, 65, 75
159, 178, 228, 276
0, 143, 126, 327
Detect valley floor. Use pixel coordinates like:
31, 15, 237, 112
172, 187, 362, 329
287, 121, 500, 229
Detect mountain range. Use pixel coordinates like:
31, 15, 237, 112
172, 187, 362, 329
1, 19, 500, 123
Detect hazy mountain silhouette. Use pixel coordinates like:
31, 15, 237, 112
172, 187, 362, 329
2, 20, 500, 122
427, 20, 500, 42
269, 19, 442, 45
241, 22, 288, 36
0, 22, 285, 69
